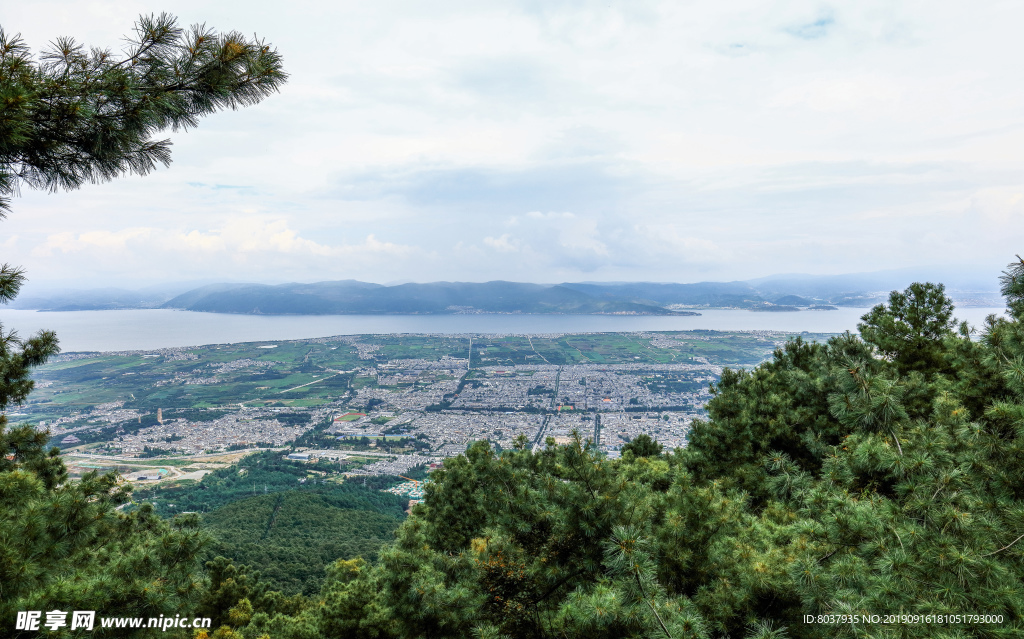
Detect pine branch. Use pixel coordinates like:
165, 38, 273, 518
981, 531, 1024, 557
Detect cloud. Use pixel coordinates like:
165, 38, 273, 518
785, 10, 836, 40
523, 211, 608, 256
211, 219, 337, 257
24, 219, 421, 283
474, 211, 613, 274
769, 75, 902, 113
452, 56, 554, 105
4, 1, 1024, 287
32, 228, 155, 257
483, 234, 520, 252
332, 160, 637, 216
633, 225, 728, 264
360, 234, 415, 257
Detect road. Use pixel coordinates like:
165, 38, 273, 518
532, 413, 552, 452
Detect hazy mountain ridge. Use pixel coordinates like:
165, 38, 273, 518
159, 281, 688, 315
7, 269, 1004, 315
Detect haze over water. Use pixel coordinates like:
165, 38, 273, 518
0, 307, 1008, 353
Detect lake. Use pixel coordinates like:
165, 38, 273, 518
0, 307, 1008, 353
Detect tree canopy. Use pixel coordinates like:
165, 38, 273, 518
0, 12, 286, 215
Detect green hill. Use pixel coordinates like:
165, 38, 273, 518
132, 450, 407, 517
203, 491, 403, 595
160, 280, 688, 315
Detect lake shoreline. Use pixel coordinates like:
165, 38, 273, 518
1, 307, 1008, 353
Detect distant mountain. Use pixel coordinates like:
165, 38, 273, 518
7, 285, 184, 311
160, 280, 689, 315
7, 267, 1003, 315
567, 268, 1003, 310
746, 267, 1003, 306
559, 281, 771, 309
774, 295, 813, 306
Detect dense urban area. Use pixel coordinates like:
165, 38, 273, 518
13, 330, 816, 491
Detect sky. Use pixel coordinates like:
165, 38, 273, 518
3, 1, 1024, 290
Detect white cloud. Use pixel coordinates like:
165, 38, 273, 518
634, 225, 727, 264
522, 212, 608, 256
32, 228, 155, 257
483, 234, 519, 252
769, 75, 903, 113
359, 234, 415, 257
18, 218, 423, 284
2, 1, 1023, 286
190, 219, 337, 257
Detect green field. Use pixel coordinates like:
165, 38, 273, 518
335, 412, 366, 421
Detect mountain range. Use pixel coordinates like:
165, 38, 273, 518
7, 267, 1004, 315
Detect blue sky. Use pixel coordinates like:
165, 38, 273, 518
3, 1, 1024, 288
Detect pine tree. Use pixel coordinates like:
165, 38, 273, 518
858, 282, 956, 375
0, 420, 210, 637
0, 13, 285, 634
0, 12, 286, 214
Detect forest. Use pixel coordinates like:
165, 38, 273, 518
202, 491, 403, 596
130, 450, 407, 518
121, 451, 409, 597
5, 270, 1024, 638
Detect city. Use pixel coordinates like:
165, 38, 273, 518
19, 330, 806, 480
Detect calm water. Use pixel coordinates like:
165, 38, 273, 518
0, 307, 1008, 353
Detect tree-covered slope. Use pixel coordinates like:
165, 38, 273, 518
161, 280, 683, 315
202, 491, 402, 595
132, 449, 407, 518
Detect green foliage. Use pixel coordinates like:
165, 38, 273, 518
0, 13, 286, 214
196, 556, 305, 629
0, 421, 209, 637
681, 334, 870, 504
0, 13, 285, 633
131, 450, 407, 596
1, 206, 208, 634
132, 449, 406, 517
0, 263, 58, 408
1001, 255, 1024, 321
202, 492, 402, 595
858, 282, 956, 375
622, 433, 664, 458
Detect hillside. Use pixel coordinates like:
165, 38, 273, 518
160, 280, 691, 315
202, 491, 403, 594
12, 267, 1002, 314
131, 450, 408, 517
